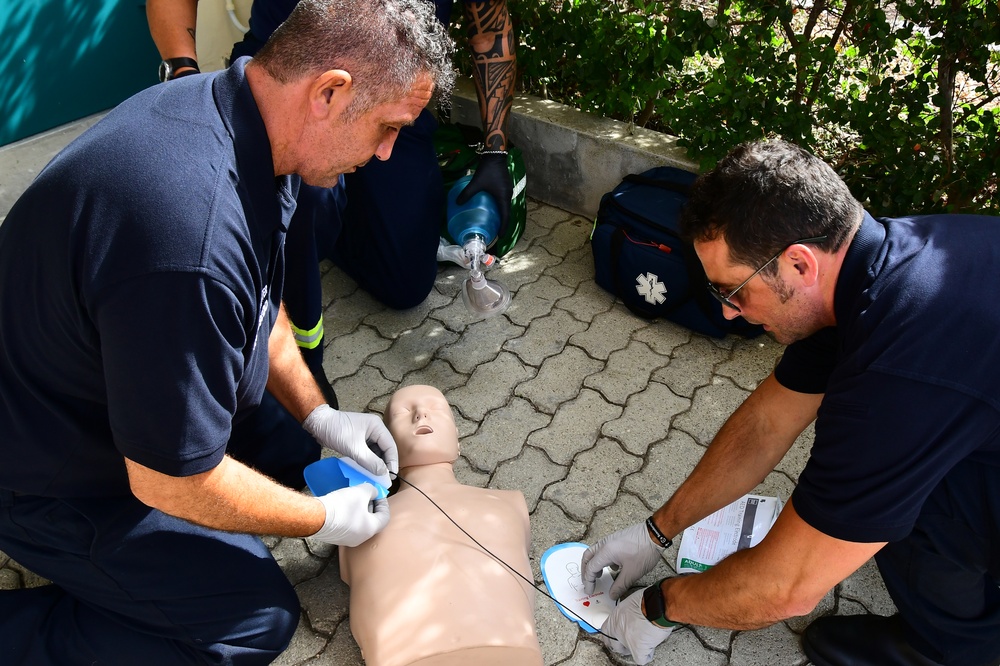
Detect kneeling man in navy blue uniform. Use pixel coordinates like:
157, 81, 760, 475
582, 140, 1000, 666
0, 1, 454, 663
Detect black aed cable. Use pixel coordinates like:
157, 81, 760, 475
388, 472, 617, 641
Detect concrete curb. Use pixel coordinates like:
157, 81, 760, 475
449, 78, 698, 219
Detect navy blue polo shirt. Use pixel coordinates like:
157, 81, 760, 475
775, 212, 1000, 542
0, 58, 297, 497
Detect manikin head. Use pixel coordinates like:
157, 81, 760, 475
384, 385, 460, 469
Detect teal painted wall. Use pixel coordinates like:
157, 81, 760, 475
1, 0, 160, 146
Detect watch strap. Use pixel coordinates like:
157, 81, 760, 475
642, 577, 679, 628
645, 515, 672, 549
159, 57, 200, 82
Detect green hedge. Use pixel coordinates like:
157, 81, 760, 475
495, 0, 999, 215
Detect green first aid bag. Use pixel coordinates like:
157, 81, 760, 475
434, 122, 527, 258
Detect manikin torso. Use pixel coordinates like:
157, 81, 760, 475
339, 386, 542, 666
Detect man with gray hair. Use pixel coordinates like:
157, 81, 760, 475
0, 0, 453, 663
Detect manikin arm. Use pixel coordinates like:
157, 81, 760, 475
146, 0, 200, 76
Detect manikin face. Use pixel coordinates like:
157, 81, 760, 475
385, 385, 460, 468
694, 236, 826, 345
299, 72, 434, 188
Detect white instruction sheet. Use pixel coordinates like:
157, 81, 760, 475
541, 542, 614, 633
676, 494, 783, 574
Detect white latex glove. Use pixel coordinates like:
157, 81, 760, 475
302, 405, 399, 478
581, 521, 665, 599
310, 484, 389, 547
600, 587, 675, 665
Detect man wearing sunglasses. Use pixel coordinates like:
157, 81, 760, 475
582, 139, 1000, 666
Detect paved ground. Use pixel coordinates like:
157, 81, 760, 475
0, 118, 895, 665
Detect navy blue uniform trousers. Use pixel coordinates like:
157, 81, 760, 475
0, 408, 319, 666
876, 459, 1000, 666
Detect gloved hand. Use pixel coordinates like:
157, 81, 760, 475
302, 405, 399, 478
582, 521, 665, 599
310, 484, 389, 547
455, 152, 513, 242
600, 586, 675, 665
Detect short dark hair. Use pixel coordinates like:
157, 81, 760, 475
679, 140, 863, 270
253, 0, 455, 118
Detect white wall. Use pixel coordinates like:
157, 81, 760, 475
196, 0, 254, 72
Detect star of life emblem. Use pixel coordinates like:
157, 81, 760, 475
635, 272, 667, 305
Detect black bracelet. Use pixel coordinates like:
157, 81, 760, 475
646, 516, 672, 549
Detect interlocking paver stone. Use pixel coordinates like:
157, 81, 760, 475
491, 444, 567, 512
652, 335, 731, 398
516, 344, 603, 412
556, 280, 616, 323
493, 244, 562, 292
602, 381, 691, 457
529, 499, 588, 580
506, 308, 590, 366
527, 389, 622, 465
506, 274, 575, 327
536, 215, 592, 258
461, 396, 550, 472
673, 376, 752, 446
367, 318, 462, 381
569, 308, 648, 361
327, 365, 396, 412
397, 358, 468, 394
715, 335, 786, 391
434, 314, 524, 373
544, 438, 643, 522
323, 324, 392, 380
633, 318, 693, 356
272, 537, 326, 586
652, 627, 729, 666
585, 339, 671, 406
296, 557, 351, 636
729, 621, 805, 666
839, 559, 897, 616
623, 429, 706, 510
546, 244, 600, 290
361, 288, 452, 339
445, 350, 535, 421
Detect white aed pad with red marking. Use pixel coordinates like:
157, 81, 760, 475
541, 542, 615, 633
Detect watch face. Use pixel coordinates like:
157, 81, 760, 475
158, 61, 170, 83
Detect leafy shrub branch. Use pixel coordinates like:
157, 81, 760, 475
495, 0, 1000, 214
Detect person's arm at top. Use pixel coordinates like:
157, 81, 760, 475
455, 0, 517, 234
147, 0, 200, 78
463, 0, 516, 152
583, 373, 822, 598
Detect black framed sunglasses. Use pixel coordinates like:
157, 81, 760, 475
706, 235, 828, 313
